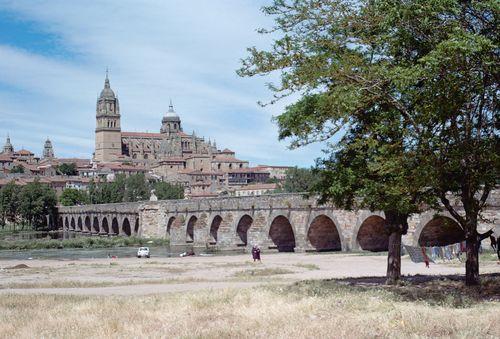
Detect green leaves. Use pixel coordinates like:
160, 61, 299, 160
60, 188, 89, 206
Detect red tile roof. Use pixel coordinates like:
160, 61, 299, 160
212, 155, 246, 162
122, 131, 162, 138
15, 149, 34, 156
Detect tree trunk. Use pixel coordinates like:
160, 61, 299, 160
386, 230, 402, 285
384, 211, 407, 285
465, 231, 480, 286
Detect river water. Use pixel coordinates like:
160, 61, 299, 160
0, 246, 177, 260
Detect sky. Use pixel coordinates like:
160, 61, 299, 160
0, 0, 325, 167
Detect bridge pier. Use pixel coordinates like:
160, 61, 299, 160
55, 192, 498, 253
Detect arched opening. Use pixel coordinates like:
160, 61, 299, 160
123, 218, 131, 236
84, 216, 91, 232
58, 217, 63, 229
236, 215, 253, 246
269, 216, 296, 252
307, 215, 342, 251
70, 217, 76, 230
418, 216, 464, 246
92, 217, 100, 233
77, 217, 83, 231
209, 215, 222, 243
102, 217, 109, 234
112, 218, 119, 235
186, 216, 197, 243
64, 217, 69, 230
356, 216, 389, 252
134, 218, 139, 234
167, 216, 176, 235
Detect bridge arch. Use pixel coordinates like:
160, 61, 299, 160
122, 218, 131, 236
64, 217, 69, 230
134, 218, 140, 235
186, 215, 197, 243
356, 215, 389, 252
77, 217, 83, 231
70, 217, 76, 230
418, 216, 463, 246
307, 214, 342, 251
209, 215, 222, 243
92, 216, 100, 233
58, 217, 63, 229
166, 216, 176, 235
84, 216, 91, 232
102, 217, 110, 234
236, 214, 253, 246
111, 217, 119, 235
269, 215, 296, 252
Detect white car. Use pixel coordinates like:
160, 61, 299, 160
137, 247, 150, 258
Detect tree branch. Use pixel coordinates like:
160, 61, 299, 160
439, 192, 465, 227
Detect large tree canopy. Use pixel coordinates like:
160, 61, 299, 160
239, 0, 498, 286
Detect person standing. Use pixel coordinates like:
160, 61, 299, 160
497, 236, 500, 262
252, 244, 261, 262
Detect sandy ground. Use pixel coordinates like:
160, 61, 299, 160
1, 252, 498, 295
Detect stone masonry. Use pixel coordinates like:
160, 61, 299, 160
58, 191, 499, 253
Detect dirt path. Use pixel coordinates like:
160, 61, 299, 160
1, 252, 498, 296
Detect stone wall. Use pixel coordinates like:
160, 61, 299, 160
57, 191, 500, 252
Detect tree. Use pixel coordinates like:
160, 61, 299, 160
394, 0, 499, 285
57, 163, 78, 176
239, 0, 498, 285
0, 181, 21, 227
278, 167, 318, 193
124, 173, 150, 202
10, 165, 24, 174
18, 180, 57, 229
154, 181, 184, 200
59, 188, 89, 206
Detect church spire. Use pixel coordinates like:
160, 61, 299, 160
168, 99, 174, 112
2, 134, 14, 154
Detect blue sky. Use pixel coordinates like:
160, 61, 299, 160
0, 0, 324, 166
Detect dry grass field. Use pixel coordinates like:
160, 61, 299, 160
0, 252, 499, 338
1, 278, 499, 338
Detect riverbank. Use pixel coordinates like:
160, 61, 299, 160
0, 252, 498, 338
0, 236, 169, 250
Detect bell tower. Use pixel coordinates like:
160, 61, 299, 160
94, 71, 122, 162
43, 137, 54, 159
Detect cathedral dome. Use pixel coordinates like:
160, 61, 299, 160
163, 101, 180, 121
100, 87, 115, 99
99, 71, 116, 99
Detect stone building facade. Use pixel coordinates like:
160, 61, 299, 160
91, 74, 279, 196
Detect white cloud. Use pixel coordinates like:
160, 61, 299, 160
0, 0, 325, 166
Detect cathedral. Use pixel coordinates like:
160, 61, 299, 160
93, 73, 251, 182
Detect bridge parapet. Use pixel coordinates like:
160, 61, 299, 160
56, 191, 499, 252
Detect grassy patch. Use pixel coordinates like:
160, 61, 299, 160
233, 268, 295, 278
0, 236, 169, 250
293, 263, 320, 270
0, 277, 209, 289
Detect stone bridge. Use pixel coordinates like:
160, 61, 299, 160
57, 192, 499, 252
